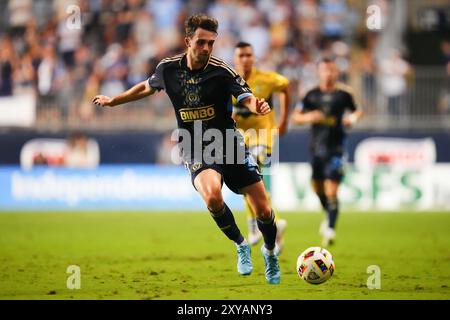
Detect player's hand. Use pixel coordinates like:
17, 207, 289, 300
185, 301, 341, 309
342, 117, 353, 127
92, 95, 113, 107
308, 110, 325, 123
255, 98, 271, 115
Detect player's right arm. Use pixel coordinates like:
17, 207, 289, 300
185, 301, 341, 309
277, 87, 290, 135
92, 81, 156, 107
222, 62, 270, 115
291, 109, 325, 125
269, 71, 291, 136
93, 58, 166, 107
291, 91, 325, 125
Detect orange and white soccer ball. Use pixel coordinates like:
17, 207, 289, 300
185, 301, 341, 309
296, 246, 335, 284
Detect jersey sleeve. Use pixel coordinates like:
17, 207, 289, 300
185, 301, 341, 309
345, 92, 358, 112
269, 71, 289, 92
298, 91, 316, 112
147, 61, 165, 91
222, 66, 253, 103
336, 83, 359, 112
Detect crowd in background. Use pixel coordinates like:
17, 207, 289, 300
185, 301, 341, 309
0, 0, 448, 130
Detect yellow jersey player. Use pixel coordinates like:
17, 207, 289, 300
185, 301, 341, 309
232, 42, 290, 255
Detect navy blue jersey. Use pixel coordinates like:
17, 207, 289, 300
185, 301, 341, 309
300, 83, 357, 157
148, 53, 253, 163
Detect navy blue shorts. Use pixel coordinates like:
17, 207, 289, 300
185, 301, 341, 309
186, 155, 262, 194
311, 154, 344, 182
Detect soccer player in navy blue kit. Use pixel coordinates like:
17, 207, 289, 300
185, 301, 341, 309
93, 14, 281, 284
292, 58, 363, 246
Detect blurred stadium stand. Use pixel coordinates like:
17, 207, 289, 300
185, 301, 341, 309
0, 0, 449, 212
0, 0, 450, 163
0, 0, 449, 159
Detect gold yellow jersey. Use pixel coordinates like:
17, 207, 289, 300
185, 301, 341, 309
233, 67, 289, 152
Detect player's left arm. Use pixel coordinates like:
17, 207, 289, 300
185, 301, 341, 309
224, 65, 271, 116
271, 72, 290, 135
240, 96, 271, 115
92, 81, 156, 107
342, 109, 363, 127
277, 87, 290, 136
342, 91, 364, 127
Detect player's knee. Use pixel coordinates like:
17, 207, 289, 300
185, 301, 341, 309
255, 204, 273, 222
324, 186, 339, 199
204, 191, 224, 212
325, 190, 338, 200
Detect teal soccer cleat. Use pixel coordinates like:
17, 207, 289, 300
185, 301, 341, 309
261, 245, 281, 284
236, 243, 253, 275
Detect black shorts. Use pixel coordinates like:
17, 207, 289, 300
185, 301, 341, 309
311, 154, 344, 182
186, 155, 262, 194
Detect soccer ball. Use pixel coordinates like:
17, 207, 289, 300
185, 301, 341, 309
296, 246, 335, 284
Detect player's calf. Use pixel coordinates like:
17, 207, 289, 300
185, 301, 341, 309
209, 204, 245, 245
256, 209, 277, 252
204, 192, 225, 213
326, 197, 339, 229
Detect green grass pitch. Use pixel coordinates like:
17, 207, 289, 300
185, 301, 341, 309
0, 211, 449, 300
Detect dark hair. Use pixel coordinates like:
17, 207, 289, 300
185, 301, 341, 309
185, 14, 218, 38
318, 57, 336, 65
235, 41, 252, 49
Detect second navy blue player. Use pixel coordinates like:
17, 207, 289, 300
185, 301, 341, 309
292, 58, 363, 246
